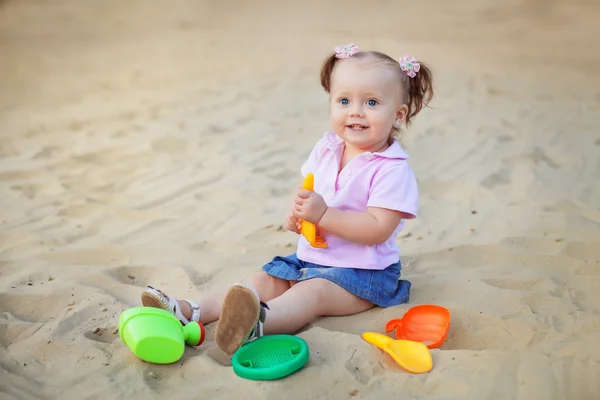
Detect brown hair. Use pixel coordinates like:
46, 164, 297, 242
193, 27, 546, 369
320, 51, 434, 132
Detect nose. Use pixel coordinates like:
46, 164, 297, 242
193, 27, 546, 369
350, 103, 364, 117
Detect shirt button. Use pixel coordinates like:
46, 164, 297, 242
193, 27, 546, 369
345, 171, 351, 176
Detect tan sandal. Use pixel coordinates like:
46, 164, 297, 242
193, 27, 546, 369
141, 285, 201, 325
215, 283, 268, 355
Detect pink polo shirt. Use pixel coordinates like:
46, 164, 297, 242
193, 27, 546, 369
296, 132, 418, 270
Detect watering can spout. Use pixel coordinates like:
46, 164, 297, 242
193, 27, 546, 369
183, 321, 206, 347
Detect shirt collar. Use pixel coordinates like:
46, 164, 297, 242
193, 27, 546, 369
324, 131, 410, 160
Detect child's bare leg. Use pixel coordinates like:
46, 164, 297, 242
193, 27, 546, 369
263, 278, 374, 334
177, 271, 290, 325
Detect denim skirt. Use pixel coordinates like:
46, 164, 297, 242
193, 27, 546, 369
262, 253, 411, 307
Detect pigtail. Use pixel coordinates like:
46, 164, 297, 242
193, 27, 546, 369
320, 54, 339, 93
404, 62, 434, 127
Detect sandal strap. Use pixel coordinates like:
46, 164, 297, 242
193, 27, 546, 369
145, 285, 201, 325
244, 301, 268, 343
185, 300, 201, 323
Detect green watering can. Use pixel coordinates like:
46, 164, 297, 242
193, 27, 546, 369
119, 307, 205, 364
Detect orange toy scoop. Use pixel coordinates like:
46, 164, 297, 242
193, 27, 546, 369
385, 305, 450, 349
300, 173, 328, 248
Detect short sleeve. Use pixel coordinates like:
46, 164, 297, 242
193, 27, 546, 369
366, 163, 419, 219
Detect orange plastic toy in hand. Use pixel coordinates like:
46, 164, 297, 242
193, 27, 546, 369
300, 173, 328, 248
385, 305, 450, 349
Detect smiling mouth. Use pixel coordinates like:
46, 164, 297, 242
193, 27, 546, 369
347, 124, 368, 130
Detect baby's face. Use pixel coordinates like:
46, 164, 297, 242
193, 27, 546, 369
329, 58, 406, 153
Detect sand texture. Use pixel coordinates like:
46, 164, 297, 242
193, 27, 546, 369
1, 0, 599, 399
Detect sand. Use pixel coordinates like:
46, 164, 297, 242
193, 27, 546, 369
1, 0, 599, 399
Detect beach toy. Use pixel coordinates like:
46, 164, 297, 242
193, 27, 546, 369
385, 305, 450, 349
361, 332, 433, 374
232, 335, 310, 380
119, 307, 205, 364
300, 173, 328, 248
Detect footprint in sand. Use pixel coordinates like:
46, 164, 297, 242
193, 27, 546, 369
188, 268, 220, 287
345, 349, 390, 384
520, 294, 576, 335
345, 359, 375, 384
106, 265, 159, 288
517, 275, 588, 338
483, 272, 586, 340
143, 367, 164, 391
84, 326, 119, 344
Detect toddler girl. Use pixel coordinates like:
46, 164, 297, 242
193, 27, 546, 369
141, 43, 434, 355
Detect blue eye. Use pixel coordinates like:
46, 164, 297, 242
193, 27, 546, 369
367, 99, 378, 106
339, 98, 349, 105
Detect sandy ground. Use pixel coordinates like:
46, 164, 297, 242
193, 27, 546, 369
1, 0, 599, 399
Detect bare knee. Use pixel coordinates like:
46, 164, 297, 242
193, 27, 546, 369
246, 271, 291, 302
294, 278, 332, 303
247, 271, 288, 287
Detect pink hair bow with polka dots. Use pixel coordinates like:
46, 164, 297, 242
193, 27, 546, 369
399, 55, 420, 78
334, 43, 359, 59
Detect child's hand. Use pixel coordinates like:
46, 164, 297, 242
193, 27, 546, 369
285, 210, 302, 234
295, 190, 328, 224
